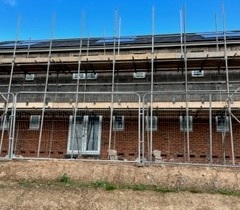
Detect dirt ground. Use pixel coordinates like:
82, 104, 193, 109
0, 159, 240, 210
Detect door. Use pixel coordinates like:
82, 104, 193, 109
67, 115, 102, 155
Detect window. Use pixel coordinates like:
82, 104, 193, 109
180, 116, 193, 132
0, 116, 9, 130
29, 115, 41, 130
216, 116, 229, 132
113, 116, 124, 131
72, 73, 97, 80
67, 115, 102, 155
145, 116, 158, 131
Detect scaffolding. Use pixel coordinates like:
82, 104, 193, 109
0, 12, 240, 165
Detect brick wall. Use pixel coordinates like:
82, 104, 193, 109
1, 112, 240, 165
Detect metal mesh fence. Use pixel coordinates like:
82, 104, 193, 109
13, 92, 141, 161
142, 92, 240, 165
0, 93, 15, 158
1, 91, 239, 165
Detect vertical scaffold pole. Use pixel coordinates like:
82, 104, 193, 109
215, 14, 219, 51
71, 11, 84, 159
117, 16, 121, 56
149, 5, 155, 161
209, 94, 213, 164
180, 9, 183, 55
222, 4, 235, 165
0, 17, 20, 157
37, 14, 55, 157
183, 5, 190, 163
108, 9, 117, 157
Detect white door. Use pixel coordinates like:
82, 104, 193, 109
67, 115, 102, 155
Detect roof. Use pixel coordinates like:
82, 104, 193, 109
0, 30, 240, 50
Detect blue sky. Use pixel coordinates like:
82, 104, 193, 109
0, 0, 240, 41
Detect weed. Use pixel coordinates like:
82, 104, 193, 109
131, 184, 147, 191
217, 189, 240, 197
19, 180, 33, 188
154, 186, 176, 193
59, 173, 71, 185
105, 183, 117, 191
91, 180, 117, 191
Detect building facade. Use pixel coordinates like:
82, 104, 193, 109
0, 31, 240, 165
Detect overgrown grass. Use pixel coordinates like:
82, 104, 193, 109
59, 173, 72, 185
131, 184, 147, 191
91, 180, 117, 191
212, 189, 240, 197
16, 174, 240, 197
19, 180, 35, 188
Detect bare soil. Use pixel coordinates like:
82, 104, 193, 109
0, 159, 240, 210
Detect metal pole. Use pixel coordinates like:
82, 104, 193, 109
27, 37, 31, 58
71, 11, 84, 159
209, 94, 213, 164
180, 9, 183, 54
0, 17, 20, 157
183, 5, 190, 163
215, 14, 219, 51
137, 93, 141, 163
117, 17, 121, 55
149, 5, 155, 161
10, 94, 17, 158
222, 4, 235, 165
141, 94, 146, 163
37, 14, 55, 157
87, 33, 89, 56
108, 9, 117, 157
103, 29, 106, 55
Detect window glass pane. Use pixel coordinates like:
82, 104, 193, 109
216, 116, 229, 132
29, 115, 41, 130
0, 116, 9, 130
113, 116, 124, 131
180, 116, 193, 132
145, 116, 157, 131
86, 116, 100, 151
68, 115, 102, 155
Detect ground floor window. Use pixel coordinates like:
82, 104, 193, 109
67, 115, 102, 155
29, 115, 41, 130
180, 115, 193, 132
113, 115, 124, 131
145, 116, 158, 131
216, 116, 229, 132
0, 115, 9, 130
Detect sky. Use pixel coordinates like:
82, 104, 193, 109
0, 0, 240, 41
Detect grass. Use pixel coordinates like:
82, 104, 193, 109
91, 180, 117, 191
15, 174, 240, 197
19, 180, 35, 188
59, 173, 71, 184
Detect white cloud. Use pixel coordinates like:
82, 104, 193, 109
2, 0, 16, 6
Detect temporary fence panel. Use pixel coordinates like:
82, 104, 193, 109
0, 93, 15, 158
14, 92, 141, 161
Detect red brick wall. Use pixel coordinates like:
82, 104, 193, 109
1, 113, 239, 165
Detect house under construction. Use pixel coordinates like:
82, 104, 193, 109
1, 30, 240, 165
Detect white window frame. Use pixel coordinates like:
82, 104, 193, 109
29, 115, 41, 130
67, 115, 102, 155
145, 116, 158, 131
113, 116, 124, 131
0, 116, 9, 130
180, 116, 193, 132
216, 116, 229, 132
